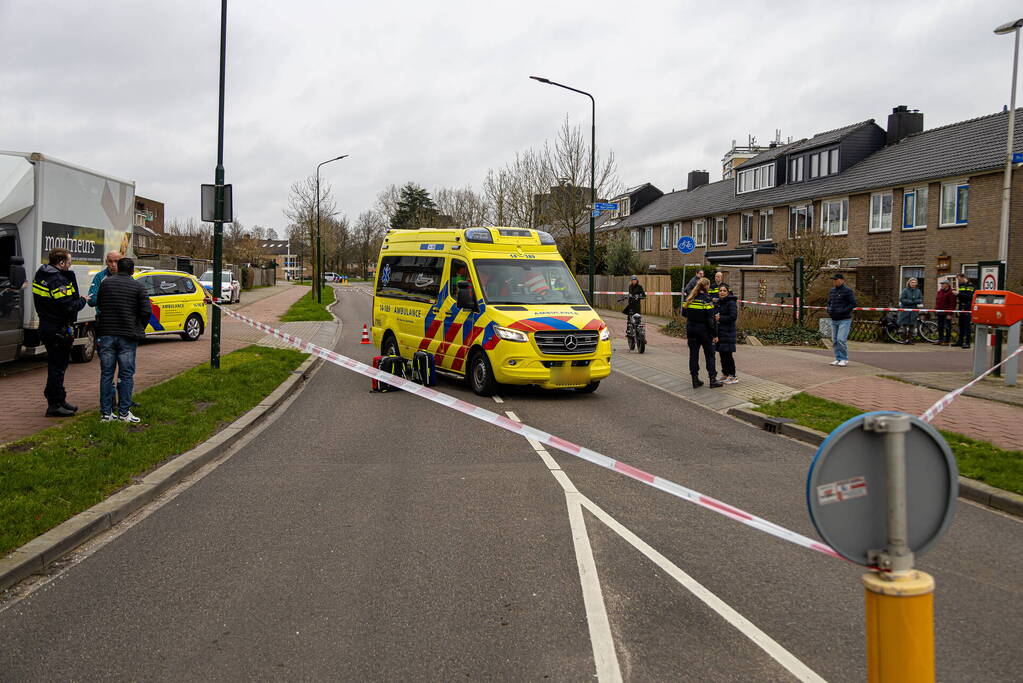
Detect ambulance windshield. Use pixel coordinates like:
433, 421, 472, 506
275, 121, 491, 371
474, 259, 587, 306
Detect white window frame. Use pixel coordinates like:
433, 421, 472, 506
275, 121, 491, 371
693, 219, 707, 247
869, 191, 893, 232
660, 223, 671, 249
672, 222, 683, 246
643, 226, 653, 251
902, 186, 928, 230
940, 180, 969, 226
740, 213, 754, 243
630, 230, 640, 251
900, 265, 926, 294
788, 203, 812, 238
961, 263, 979, 280
758, 209, 773, 242
619, 196, 630, 218
736, 164, 775, 195
820, 197, 849, 235
711, 216, 728, 246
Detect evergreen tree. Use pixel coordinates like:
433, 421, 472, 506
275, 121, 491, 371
390, 183, 439, 229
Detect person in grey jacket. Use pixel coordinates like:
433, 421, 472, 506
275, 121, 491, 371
95, 258, 150, 423
898, 277, 923, 344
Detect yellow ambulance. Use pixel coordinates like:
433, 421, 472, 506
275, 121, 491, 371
372, 227, 612, 395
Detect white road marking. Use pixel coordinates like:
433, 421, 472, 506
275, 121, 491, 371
506, 411, 622, 682
492, 395, 504, 404
504, 409, 826, 683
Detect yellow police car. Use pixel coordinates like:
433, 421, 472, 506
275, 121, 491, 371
133, 270, 209, 341
373, 227, 613, 395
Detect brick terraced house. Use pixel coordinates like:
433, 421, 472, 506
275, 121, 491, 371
606, 106, 1023, 301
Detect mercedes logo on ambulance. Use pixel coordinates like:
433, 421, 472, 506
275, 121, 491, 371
563, 335, 579, 351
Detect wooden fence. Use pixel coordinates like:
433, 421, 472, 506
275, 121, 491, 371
577, 274, 675, 318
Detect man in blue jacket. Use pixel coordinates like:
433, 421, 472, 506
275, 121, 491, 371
826, 273, 857, 367
87, 251, 121, 312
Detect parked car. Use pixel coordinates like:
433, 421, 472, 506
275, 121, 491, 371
198, 269, 240, 304
324, 271, 342, 282
135, 270, 209, 341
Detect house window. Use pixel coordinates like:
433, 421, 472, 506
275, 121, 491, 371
619, 196, 630, 218
961, 263, 979, 281
900, 265, 926, 297
808, 149, 840, 179
672, 222, 683, 246
788, 204, 812, 238
789, 156, 804, 183
740, 213, 754, 243
903, 187, 928, 229
736, 164, 775, 194
941, 181, 969, 226
712, 217, 728, 245
643, 226, 653, 251
870, 192, 893, 232
821, 198, 849, 235
661, 223, 671, 249
630, 230, 640, 251
758, 210, 773, 241
830, 149, 839, 174
693, 219, 707, 247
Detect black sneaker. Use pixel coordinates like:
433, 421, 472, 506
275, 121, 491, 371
709, 378, 724, 388
61, 401, 78, 413
45, 405, 75, 417
692, 378, 704, 389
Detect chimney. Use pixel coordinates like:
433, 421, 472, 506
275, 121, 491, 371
886, 105, 923, 145
687, 170, 710, 191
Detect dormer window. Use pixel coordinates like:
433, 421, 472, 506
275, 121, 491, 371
789, 156, 804, 183
736, 164, 775, 194
809, 148, 839, 179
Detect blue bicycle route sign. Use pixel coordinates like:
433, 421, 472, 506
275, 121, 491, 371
677, 236, 696, 254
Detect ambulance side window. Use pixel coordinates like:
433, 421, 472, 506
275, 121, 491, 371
376, 255, 443, 303
449, 259, 472, 299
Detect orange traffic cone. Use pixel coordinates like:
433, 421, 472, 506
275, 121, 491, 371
360, 324, 371, 344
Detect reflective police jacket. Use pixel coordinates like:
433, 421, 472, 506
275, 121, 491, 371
32, 264, 86, 332
681, 293, 717, 336
956, 281, 976, 311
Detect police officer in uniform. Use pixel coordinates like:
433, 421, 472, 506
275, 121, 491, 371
32, 248, 86, 417
681, 277, 722, 388
955, 273, 975, 349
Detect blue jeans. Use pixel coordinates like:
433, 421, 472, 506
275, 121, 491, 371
831, 319, 851, 361
98, 335, 138, 415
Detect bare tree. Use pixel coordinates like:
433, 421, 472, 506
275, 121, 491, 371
773, 227, 850, 297
375, 184, 401, 227
433, 185, 490, 227
482, 168, 511, 226
283, 175, 337, 282
322, 214, 352, 273
353, 210, 387, 279
163, 218, 212, 258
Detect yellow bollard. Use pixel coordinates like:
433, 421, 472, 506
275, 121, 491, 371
862, 570, 935, 682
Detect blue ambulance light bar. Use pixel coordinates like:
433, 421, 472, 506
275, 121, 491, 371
464, 228, 494, 243
537, 230, 556, 245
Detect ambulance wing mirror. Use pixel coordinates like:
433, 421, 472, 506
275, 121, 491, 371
456, 280, 477, 310
8, 256, 25, 290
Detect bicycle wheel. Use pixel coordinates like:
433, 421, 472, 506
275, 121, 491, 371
883, 323, 907, 344
918, 320, 939, 344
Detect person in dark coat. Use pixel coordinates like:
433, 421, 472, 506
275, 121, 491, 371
95, 258, 151, 423
898, 277, 923, 344
715, 284, 739, 383
955, 273, 975, 348
826, 273, 857, 367
683, 268, 705, 296
680, 277, 722, 389
32, 248, 86, 417
934, 279, 956, 345
623, 275, 646, 316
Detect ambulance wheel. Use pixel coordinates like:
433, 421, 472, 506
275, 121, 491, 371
180, 314, 204, 341
575, 381, 600, 394
381, 333, 400, 358
469, 350, 498, 396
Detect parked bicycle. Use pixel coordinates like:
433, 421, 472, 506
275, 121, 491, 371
879, 311, 939, 345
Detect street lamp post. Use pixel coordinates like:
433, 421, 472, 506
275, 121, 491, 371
210, 0, 228, 369
995, 17, 1023, 282
315, 154, 348, 303
530, 76, 596, 304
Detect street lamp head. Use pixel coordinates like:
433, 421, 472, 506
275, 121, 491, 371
334, 154, 349, 161
529, 75, 552, 84
994, 18, 1023, 35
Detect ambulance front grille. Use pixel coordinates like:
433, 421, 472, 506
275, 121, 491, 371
533, 330, 599, 355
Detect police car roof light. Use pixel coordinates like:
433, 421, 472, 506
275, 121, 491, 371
537, 230, 556, 245
464, 228, 493, 243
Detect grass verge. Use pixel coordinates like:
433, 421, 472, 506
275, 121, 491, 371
755, 393, 1023, 496
280, 285, 336, 322
0, 345, 307, 557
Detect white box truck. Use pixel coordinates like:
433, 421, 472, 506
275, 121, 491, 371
0, 151, 135, 363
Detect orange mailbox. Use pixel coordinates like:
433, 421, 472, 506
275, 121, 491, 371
971, 290, 1023, 326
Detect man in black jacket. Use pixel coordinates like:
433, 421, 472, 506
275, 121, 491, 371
96, 258, 151, 423
826, 273, 857, 367
32, 248, 86, 417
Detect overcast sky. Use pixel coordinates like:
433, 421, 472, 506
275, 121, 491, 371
2, 0, 1021, 232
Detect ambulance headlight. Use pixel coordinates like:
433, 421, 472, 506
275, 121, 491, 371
495, 326, 529, 342
599, 326, 610, 341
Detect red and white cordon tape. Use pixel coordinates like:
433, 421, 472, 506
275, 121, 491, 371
919, 344, 1023, 422
214, 302, 841, 562
593, 292, 959, 314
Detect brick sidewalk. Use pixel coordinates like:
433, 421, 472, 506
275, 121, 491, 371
0, 285, 309, 445
599, 308, 1023, 451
